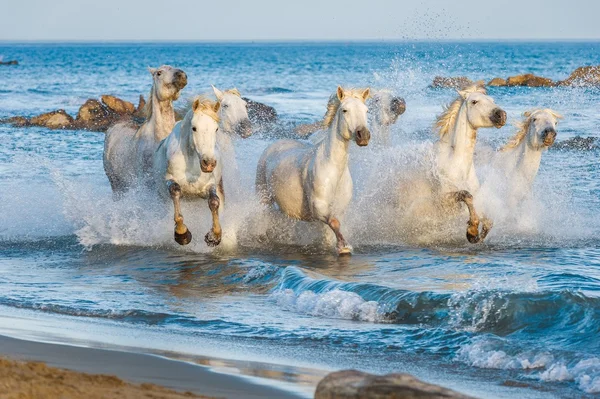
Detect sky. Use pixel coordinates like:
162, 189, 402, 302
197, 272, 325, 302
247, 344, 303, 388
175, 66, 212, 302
1, 0, 599, 41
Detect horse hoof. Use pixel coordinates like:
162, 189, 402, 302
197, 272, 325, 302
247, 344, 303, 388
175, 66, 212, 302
337, 245, 353, 256
466, 223, 480, 244
204, 231, 221, 247
174, 229, 192, 246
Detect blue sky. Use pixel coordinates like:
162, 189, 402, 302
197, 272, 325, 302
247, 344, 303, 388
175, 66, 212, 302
2, 0, 598, 41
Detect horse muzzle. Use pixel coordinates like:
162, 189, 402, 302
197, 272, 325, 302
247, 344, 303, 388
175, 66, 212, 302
235, 119, 252, 138
542, 128, 557, 147
200, 158, 217, 173
490, 108, 507, 128
390, 97, 406, 118
173, 69, 188, 90
355, 126, 371, 146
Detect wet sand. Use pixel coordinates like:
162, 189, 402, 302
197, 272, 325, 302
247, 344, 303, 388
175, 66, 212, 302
0, 335, 303, 399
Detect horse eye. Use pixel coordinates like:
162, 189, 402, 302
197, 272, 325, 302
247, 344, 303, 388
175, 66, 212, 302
223, 104, 229, 109
192, 127, 197, 132
532, 118, 537, 122
471, 100, 478, 105
342, 109, 348, 113
156, 71, 162, 76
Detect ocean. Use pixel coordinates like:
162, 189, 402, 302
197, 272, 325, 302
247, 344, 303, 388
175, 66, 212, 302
1, 41, 600, 398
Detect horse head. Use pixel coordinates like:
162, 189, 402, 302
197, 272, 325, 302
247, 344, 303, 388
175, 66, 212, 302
458, 86, 506, 129
335, 86, 371, 146
212, 86, 252, 138
523, 109, 562, 149
370, 90, 406, 126
148, 65, 187, 101
190, 97, 221, 173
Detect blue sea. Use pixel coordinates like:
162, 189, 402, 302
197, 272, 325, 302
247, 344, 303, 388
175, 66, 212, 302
1, 42, 600, 398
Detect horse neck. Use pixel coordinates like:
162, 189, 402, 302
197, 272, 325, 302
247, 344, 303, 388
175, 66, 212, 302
437, 104, 478, 175
504, 137, 543, 184
178, 117, 197, 161
318, 116, 350, 170
147, 86, 176, 142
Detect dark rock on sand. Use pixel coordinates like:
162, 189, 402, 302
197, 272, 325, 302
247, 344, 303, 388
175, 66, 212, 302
552, 136, 599, 151
315, 370, 475, 399
244, 97, 278, 124
430, 76, 474, 89
0, 60, 18, 65
505, 74, 555, 87
558, 65, 600, 86
487, 77, 507, 87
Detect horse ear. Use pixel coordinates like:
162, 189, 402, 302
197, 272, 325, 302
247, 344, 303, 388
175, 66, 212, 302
523, 111, 532, 118
192, 98, 201, 112
212, 85, 224, 101
361, 88, 371, 102
336, 86, 345, 101
213, 101, 221, 114
148, 67, 157, 75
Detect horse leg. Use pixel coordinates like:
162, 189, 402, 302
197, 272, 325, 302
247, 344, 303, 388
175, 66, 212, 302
204, 185, 222, 247
327, 217, 353, 255
451, 190, 492, 244
168, 180, 192, 245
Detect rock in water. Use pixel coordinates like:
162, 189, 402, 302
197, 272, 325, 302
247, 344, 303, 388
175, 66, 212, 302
74, 99, 112, 131
30, 109, 74, 129
430, 76, 474, 89
487, 77, 507, 87
101, 95, 136, 115
315, 370, 475, 399
558, 65, 600, 86
505, 74, 555, 87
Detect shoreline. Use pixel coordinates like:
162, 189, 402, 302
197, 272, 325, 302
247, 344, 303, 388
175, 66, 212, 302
0, 334, 305, 398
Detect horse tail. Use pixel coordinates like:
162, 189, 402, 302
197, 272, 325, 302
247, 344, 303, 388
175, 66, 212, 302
255, 147, 272, 205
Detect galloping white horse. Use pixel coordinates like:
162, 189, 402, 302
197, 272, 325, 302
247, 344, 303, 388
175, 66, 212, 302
294, 89, 404, 144
104, 66, 187, 195
153, 97, 223, 247
256, 86, 371, 255
396, 84, 506, 243
491, 109, 561, 201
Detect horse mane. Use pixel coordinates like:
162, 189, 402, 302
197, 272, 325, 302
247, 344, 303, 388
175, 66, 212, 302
500, 109, 563, 152
322, 88, 370, 128
191, 96, 220, 122
142, 85, 154, 119
225, 88, 241, 97
435, 83, 486, 137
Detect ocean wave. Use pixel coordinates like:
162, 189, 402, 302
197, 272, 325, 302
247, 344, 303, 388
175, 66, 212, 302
274, 267, 600, 349
457, 338, 600, 394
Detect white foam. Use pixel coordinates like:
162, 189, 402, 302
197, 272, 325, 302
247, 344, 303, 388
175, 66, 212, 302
272, 288, 381, 323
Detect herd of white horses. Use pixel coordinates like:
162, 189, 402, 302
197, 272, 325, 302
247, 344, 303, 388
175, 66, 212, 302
103, 65, 561, 255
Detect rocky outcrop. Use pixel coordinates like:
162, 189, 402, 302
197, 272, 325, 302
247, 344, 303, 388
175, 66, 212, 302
487, 77, 507, 87
0, 60, 18, 65
430, 76, 474, 89
315, 370, 475, 399
244, 97, 278, 124
30, 109, 74, 129
558, 65, 600, 86
1, 95, 145, 132
505, 74, 554, 87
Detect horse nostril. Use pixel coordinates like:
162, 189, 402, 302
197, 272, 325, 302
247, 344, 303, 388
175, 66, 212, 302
491, 108, 507, 126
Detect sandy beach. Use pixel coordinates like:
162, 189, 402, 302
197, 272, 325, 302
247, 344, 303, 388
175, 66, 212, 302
0, 335, 303, 399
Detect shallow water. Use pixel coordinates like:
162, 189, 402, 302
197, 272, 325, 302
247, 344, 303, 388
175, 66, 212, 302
1, 42, 600, 398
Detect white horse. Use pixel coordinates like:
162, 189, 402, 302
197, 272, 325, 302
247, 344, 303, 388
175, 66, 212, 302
294, 89, 405, 144
396, 84, 506, 243
104, 65, 187, 195
153, 97, 223, 247
368, 89, 406, 146
256, 86, 371, 255
490, 109, 561, 202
